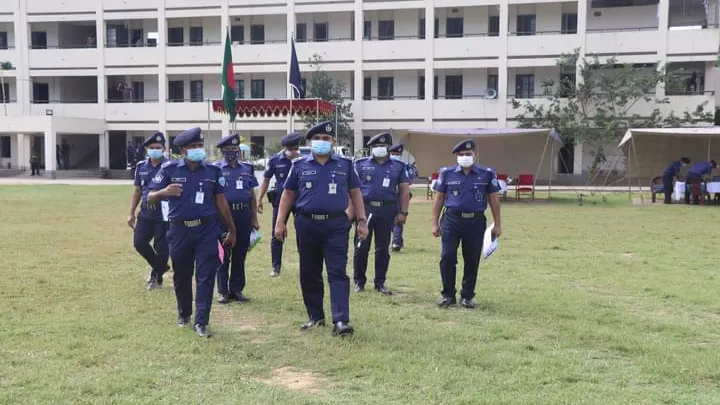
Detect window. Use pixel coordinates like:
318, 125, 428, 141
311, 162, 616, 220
131, 81, 144, 102
32, 83, 49, 103
0, 31, 8, 49
378, 20, 394, 40
364, 21, 372, 40
434, 18, 439, 38
190, 80, 203, 101
445, 75, 463, 99
488, 16, 500, 37
558, 73, 576, 97
418, 76, 425, 100
516, 15, 536, 36
446, 17, 464, 38
231, 25, 244, 43
377, 77, 394, 100
0, 82, 8, 102
0, 136, 10, 158
515, 74, 535, 98
487, 74, 498, 92
31, 31, 47, 49
235, 79, 245, 99
167, 27, 183, 46
561, 13, 578, 34
418, 18, 425, 39
250, 25, 265, 44
250, 136, 265, 157
251, 79, 265, 98
168, 80, 184, 102
296, 23, 307, 42
433, 75, 439, 99
314, 22, 328, 42
363, 77, 371, 100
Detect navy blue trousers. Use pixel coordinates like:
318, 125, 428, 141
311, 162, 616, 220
662, 174, 673, 203
167, 219, 221, 326
217, 209, 251, 295
391, 224, 404, 247
133, 217, 169, 280
439, 213, 486, 300
353, 204, 396, 287
270, 204, 291, 270
295, 215, 351, 324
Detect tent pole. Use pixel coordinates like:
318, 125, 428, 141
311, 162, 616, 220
708, 138, 711, 161
549, 141, 554, 199
533, 133, 551, 194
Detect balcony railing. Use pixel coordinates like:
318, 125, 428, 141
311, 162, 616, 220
508, 29, 578, 36
435, 32, 497, 38
105, 42, 157, 48
167, 97, 213, 103
298, 36, 353, 42
223, 39, 287, 45
362, 95, 422, 101
585, 26, 658, 33
363, 34, 423, 40
30, 44, 98, 49
666, 90, 716, 96
434, 94, 498, 100
31, 98, 99, 104
167, 41, 222, 47
106, 97, 160, 103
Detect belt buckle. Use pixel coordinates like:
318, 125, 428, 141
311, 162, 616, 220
461, 212, 475, 219
312, 214, 329, 220
184, 219, 201, 227
370, 201, 382, 207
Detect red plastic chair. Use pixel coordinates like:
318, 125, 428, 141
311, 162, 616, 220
515, 174, 535, 202
688, 179, 706, 205
427, 172, 439, 199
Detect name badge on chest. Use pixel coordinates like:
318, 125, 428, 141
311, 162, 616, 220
236, 179, 243, 190
382, 177, 390, 188
195, 182, 205, 204
329, 183, 337, 195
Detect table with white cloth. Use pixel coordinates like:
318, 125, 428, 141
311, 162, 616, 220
499, 180, 508, 194
672, 181, 720, 201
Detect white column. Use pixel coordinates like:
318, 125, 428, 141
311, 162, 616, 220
425, 1, 434, 127
16, 0, 31, 114
22, 133, 32, 170
99, 131, 109, 169
656, 0, 670, 97
158, 3, 168, 134
576, 0, 588, 88
44, 128, 57, 175
574, 142, 584, 175
497, 2, 509, 127
12, 133, 22, 169
353, 0, 364, 152
96, 4, 106, 111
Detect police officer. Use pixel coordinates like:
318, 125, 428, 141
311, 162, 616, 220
662, 157, 690, 204
214, 134, 260, 303
257, 132, 302, 277
388, 144, 417, 251
349, 133, 410, 295
431, 139, 502, 308
274, 121, 369, 337
127, 132, 170, 290
685, 160, 717, 204
148, 127, 237, 338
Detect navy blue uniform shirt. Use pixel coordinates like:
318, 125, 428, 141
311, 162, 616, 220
214, 160, 258, 204
663, 161, 683, 176
134, 158, 166, 221
689, 162, 713, 176
433, 164, 502, 212
148, 159, 226, 220
284, 154, 360, 213
264, 152, 294, 194
355, 157, 409, 201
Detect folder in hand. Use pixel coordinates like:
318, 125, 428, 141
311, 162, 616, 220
482, 223, 499, 259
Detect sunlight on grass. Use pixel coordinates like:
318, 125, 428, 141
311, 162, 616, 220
1, 186, 720, 404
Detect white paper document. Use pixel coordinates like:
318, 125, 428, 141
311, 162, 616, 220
161, 201, 169, 222
482, 223, 499, 259
249, 230, 262, 251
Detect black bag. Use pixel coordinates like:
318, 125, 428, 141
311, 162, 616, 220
267, 189, 277, 204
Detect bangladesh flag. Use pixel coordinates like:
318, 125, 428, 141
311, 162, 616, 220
221, 30, 236, 122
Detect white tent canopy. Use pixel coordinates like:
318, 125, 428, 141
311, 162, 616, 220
619, 127, 720, 148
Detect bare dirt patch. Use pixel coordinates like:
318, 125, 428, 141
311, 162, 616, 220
263, 366, 331, 394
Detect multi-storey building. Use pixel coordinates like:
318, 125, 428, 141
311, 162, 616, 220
0, 0, 717, 176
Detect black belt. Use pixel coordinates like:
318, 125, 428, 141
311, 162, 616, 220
299, 211, 346, 220
170, 216, 212, 227
230, 202, 249, 211
364, 200, 396, 207
445, 208, 484, 219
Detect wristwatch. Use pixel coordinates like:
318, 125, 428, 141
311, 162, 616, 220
399, 211, 409, 216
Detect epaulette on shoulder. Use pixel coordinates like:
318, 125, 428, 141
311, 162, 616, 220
292, 156, 305, 163
161, 160, 176, 169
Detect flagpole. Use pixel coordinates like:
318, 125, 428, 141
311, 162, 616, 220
206, 97, 210, 135
289, 32, 294, 133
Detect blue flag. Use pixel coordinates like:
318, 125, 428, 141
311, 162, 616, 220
289, 39, 305, 99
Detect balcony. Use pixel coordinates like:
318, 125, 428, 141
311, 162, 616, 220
28, 21, 99, 69
29, 47, 100, 70
166, 102, 211, 122
105, 101, 161, 122
507, 31, 581, 59
434, 98, 501, 121
362, 39, 426, 62
585, 27, 659, 55
103, 0, 157, 11
295, 40, 355, 65
166, 44, 223, 66
27, 0, 95, 13
225, 15, 287, 66
0, 48, 18, 72
363, 98, 427, 121
31, 77, 99, 118
506, 96, 554, 120
434, 36, 501, 61
105, 47, 160, 67
30, 103, 102, 119
165, 17, 222, 66
667, 26, 720, 56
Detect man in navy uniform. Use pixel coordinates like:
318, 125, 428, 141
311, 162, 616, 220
388, 144, 416, 252
662, 157, 690, 204
214, 133, 260, 303
274, 121, 369, 337
349, 133, 410, 295
148, 127, 237, 338
431, 139, 502, 308
685, 160, 717, 204
257, 132, 302, 277
127, 132, 170, 290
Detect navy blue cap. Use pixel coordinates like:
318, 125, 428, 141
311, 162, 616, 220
217, 133, 240, 149
144, 132, 165, 147
282, 132, 302, 147
173, 127, 204, 148
452, 139, 475, 154
389, 144, 404, 154
366, 132, 392, 147
305, 120, 335, 140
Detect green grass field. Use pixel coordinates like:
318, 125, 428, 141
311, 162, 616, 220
2, 186, 720, 405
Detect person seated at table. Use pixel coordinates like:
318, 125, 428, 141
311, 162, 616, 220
685, 160, 717, 204
662, 157, 690, 204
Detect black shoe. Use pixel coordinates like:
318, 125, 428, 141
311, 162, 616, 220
332, 322, 354, 337
194, 324, 211, 338
270, 268, 280, 277
218, 293, 233, 304
354, 283, 365, 293
391, 244, 402, 252
437, 296, 457, 308
300, 319, 326, 331
177, 316, 190, 327
374, 284, 392, 295
459, 298, 476, 308
232, 292, 249, 302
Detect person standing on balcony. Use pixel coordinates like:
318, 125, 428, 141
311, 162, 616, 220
349, 133, 410, 295
662, 157, 690, 204
257, 132, 301, 277
127, 132, 170, 290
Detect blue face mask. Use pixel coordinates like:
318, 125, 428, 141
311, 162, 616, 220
147, 149, 163, 160
390, 155, 402, 161
223, 151, 238, 162
185, 148, 206, 162
311, 140, 332, 155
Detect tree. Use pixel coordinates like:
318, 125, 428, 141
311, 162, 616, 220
300, 54, 354, 148
511, 49, 714, 178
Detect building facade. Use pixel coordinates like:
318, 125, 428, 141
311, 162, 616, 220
0, 0, 717, 176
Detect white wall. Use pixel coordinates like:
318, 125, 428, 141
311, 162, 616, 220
586, 5, 658, 31
436, 7, 495, 36
364, 9, 423, 38
112, 74, 159, 100
30, 22, 60, 47
435, 69, 498, 98
228, 14, 286, 43
0, 22, 15, 47
4, 78, 17, 101
507, 66, 560, 97
167, 73, 221, 100
364, 70, 420, 98
166, 17, 222, 44
510, 3, 565, 33
296, 12, 353, 41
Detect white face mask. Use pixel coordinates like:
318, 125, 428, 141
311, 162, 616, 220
371, 146, 388, 158
457, 155, 474, 168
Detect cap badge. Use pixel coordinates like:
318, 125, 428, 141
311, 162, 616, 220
465, 142, 471, 149
156, 135, 161, 141
199, 133, 204, 140
325, 124, 332, 133
232, 139, 237, 144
